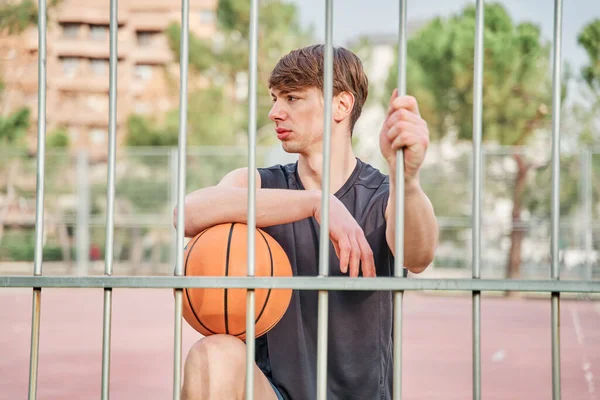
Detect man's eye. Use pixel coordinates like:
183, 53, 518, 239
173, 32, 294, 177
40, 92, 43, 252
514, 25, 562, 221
288, 96, 298, 102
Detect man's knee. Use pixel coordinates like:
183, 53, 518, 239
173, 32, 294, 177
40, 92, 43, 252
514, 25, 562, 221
182, 334, 248, 399
186, 334, 247, 371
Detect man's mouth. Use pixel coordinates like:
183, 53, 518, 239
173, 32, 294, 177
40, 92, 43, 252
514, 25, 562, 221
276, 128, 291, 140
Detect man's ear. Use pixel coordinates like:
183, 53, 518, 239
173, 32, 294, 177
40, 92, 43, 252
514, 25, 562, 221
333, 91, 355, 123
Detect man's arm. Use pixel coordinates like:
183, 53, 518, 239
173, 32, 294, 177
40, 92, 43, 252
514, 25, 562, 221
385, 171, 438, 274
173, 167, 318, 237
379, 91, 439, 274
172, 167, 377, 277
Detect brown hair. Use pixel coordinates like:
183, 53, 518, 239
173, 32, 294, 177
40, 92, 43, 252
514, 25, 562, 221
268, 44, 369, 133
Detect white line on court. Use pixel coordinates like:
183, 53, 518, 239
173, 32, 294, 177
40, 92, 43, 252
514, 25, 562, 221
570, 305, 596, 399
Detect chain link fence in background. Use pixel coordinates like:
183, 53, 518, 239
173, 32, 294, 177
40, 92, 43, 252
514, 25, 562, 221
0, 145, 598, 280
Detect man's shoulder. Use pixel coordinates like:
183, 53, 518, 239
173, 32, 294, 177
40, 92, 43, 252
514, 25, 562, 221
258, 162, 298, 189
258, 162, 296, 174
355, 159, 390, 191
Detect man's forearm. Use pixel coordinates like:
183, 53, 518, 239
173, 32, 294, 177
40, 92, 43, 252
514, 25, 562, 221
175, 187, 320, 237
386, 171, 438, 273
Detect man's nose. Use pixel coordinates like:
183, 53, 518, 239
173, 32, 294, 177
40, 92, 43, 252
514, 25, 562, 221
268, 100, 286, 121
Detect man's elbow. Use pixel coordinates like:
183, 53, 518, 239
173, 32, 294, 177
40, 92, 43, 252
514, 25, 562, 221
172, 205, 190, 236
405, 250, 435, 274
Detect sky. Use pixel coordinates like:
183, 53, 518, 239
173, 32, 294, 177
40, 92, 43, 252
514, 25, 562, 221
289, 0, 599, 74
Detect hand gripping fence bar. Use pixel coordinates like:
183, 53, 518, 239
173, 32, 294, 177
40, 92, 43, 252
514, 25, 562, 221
393, 1, 408, 399
3, 0, 590, 399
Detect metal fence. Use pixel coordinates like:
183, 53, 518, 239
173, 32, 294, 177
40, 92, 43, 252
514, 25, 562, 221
1, 146, 599, 280
1, 0, 600, 400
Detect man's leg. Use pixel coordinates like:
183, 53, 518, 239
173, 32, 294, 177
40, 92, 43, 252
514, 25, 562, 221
181, 334, 280, 400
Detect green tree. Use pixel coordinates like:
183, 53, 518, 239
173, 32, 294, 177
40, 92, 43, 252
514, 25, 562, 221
0, 0, 61, 34
527, 19, 600, 243
125, 87, 241, 147
578, 19, 600, 93
0, 106, 29, 146
47, 127, 69, 148
571, 19, 600, 146
386, 3, 569, 278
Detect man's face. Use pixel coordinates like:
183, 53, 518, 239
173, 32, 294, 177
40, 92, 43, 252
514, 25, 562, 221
268, 86, 325, 154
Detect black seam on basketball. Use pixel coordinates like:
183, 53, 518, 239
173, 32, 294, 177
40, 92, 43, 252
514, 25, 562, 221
224, 223, 235, 335
255, 229, 274, 325
184, 230, 218, 336
229, 229, 275, 337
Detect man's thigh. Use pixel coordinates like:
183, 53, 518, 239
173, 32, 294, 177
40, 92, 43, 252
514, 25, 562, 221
253, 364, 283, 400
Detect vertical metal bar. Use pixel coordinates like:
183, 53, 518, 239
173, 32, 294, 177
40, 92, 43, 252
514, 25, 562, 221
472, 1, 484, 399
245, 0, 259, 398
28, 0, 47, 397
550, 0, 563, 398
583, 150, 593, 281
170, 148, 178, 269
173, 0, 190, 397
392, 1, 407, 399
100, 0, 119, 397
76, 151, 90, 276
317, 1, 333, 399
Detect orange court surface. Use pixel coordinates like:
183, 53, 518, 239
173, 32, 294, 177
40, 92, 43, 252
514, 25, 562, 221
1, 288, 599, 400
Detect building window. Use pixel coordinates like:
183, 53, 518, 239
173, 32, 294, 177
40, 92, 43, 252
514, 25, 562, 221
136, 31, 158, 47
61, 23, 80, 38
134, 64, 153, 80
199, 9, 215, 24
89, 128, 106, 145
90, 25, 108, 41
60, 57, 80, 77
90, 59, 108, 76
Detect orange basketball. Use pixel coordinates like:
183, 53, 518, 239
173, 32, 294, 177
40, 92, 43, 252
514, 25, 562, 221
181, 223, 292, 341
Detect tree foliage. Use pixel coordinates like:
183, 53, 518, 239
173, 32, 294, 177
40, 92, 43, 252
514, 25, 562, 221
577, 19, 600, 93
384, 3, 572, 278
0, 106, 29, 145
572, 19, 600, 147
386, 2, 564, 145
0, 0, 61, 35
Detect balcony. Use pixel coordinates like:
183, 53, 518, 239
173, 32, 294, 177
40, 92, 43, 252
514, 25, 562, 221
130, 47, 173, 65
51, 75, 130, 94
128, 14, 171, 31
49, 107, 128, 127
127, 0, 185, 11
53, 37, 129, 60
56, 8, 128, 26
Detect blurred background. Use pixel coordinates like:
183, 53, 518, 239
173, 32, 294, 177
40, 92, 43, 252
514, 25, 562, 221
0, 0, 598, 281
0, 1, 599, 399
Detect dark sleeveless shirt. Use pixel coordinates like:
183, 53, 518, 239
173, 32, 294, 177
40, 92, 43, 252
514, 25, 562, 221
255, 158, 403, 400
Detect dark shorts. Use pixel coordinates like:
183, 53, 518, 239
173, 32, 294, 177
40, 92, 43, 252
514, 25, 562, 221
268, 378, 284, 400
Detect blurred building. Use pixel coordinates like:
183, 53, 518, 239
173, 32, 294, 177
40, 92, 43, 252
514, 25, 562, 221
0, 0, 217, 160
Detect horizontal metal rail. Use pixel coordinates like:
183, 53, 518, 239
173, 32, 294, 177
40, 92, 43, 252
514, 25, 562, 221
1, 276, 599, 293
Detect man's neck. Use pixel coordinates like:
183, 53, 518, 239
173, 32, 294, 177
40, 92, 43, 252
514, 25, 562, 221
297, 134, 357, 194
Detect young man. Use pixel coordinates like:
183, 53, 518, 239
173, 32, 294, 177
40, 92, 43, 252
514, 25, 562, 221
176, 44, 438, 400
